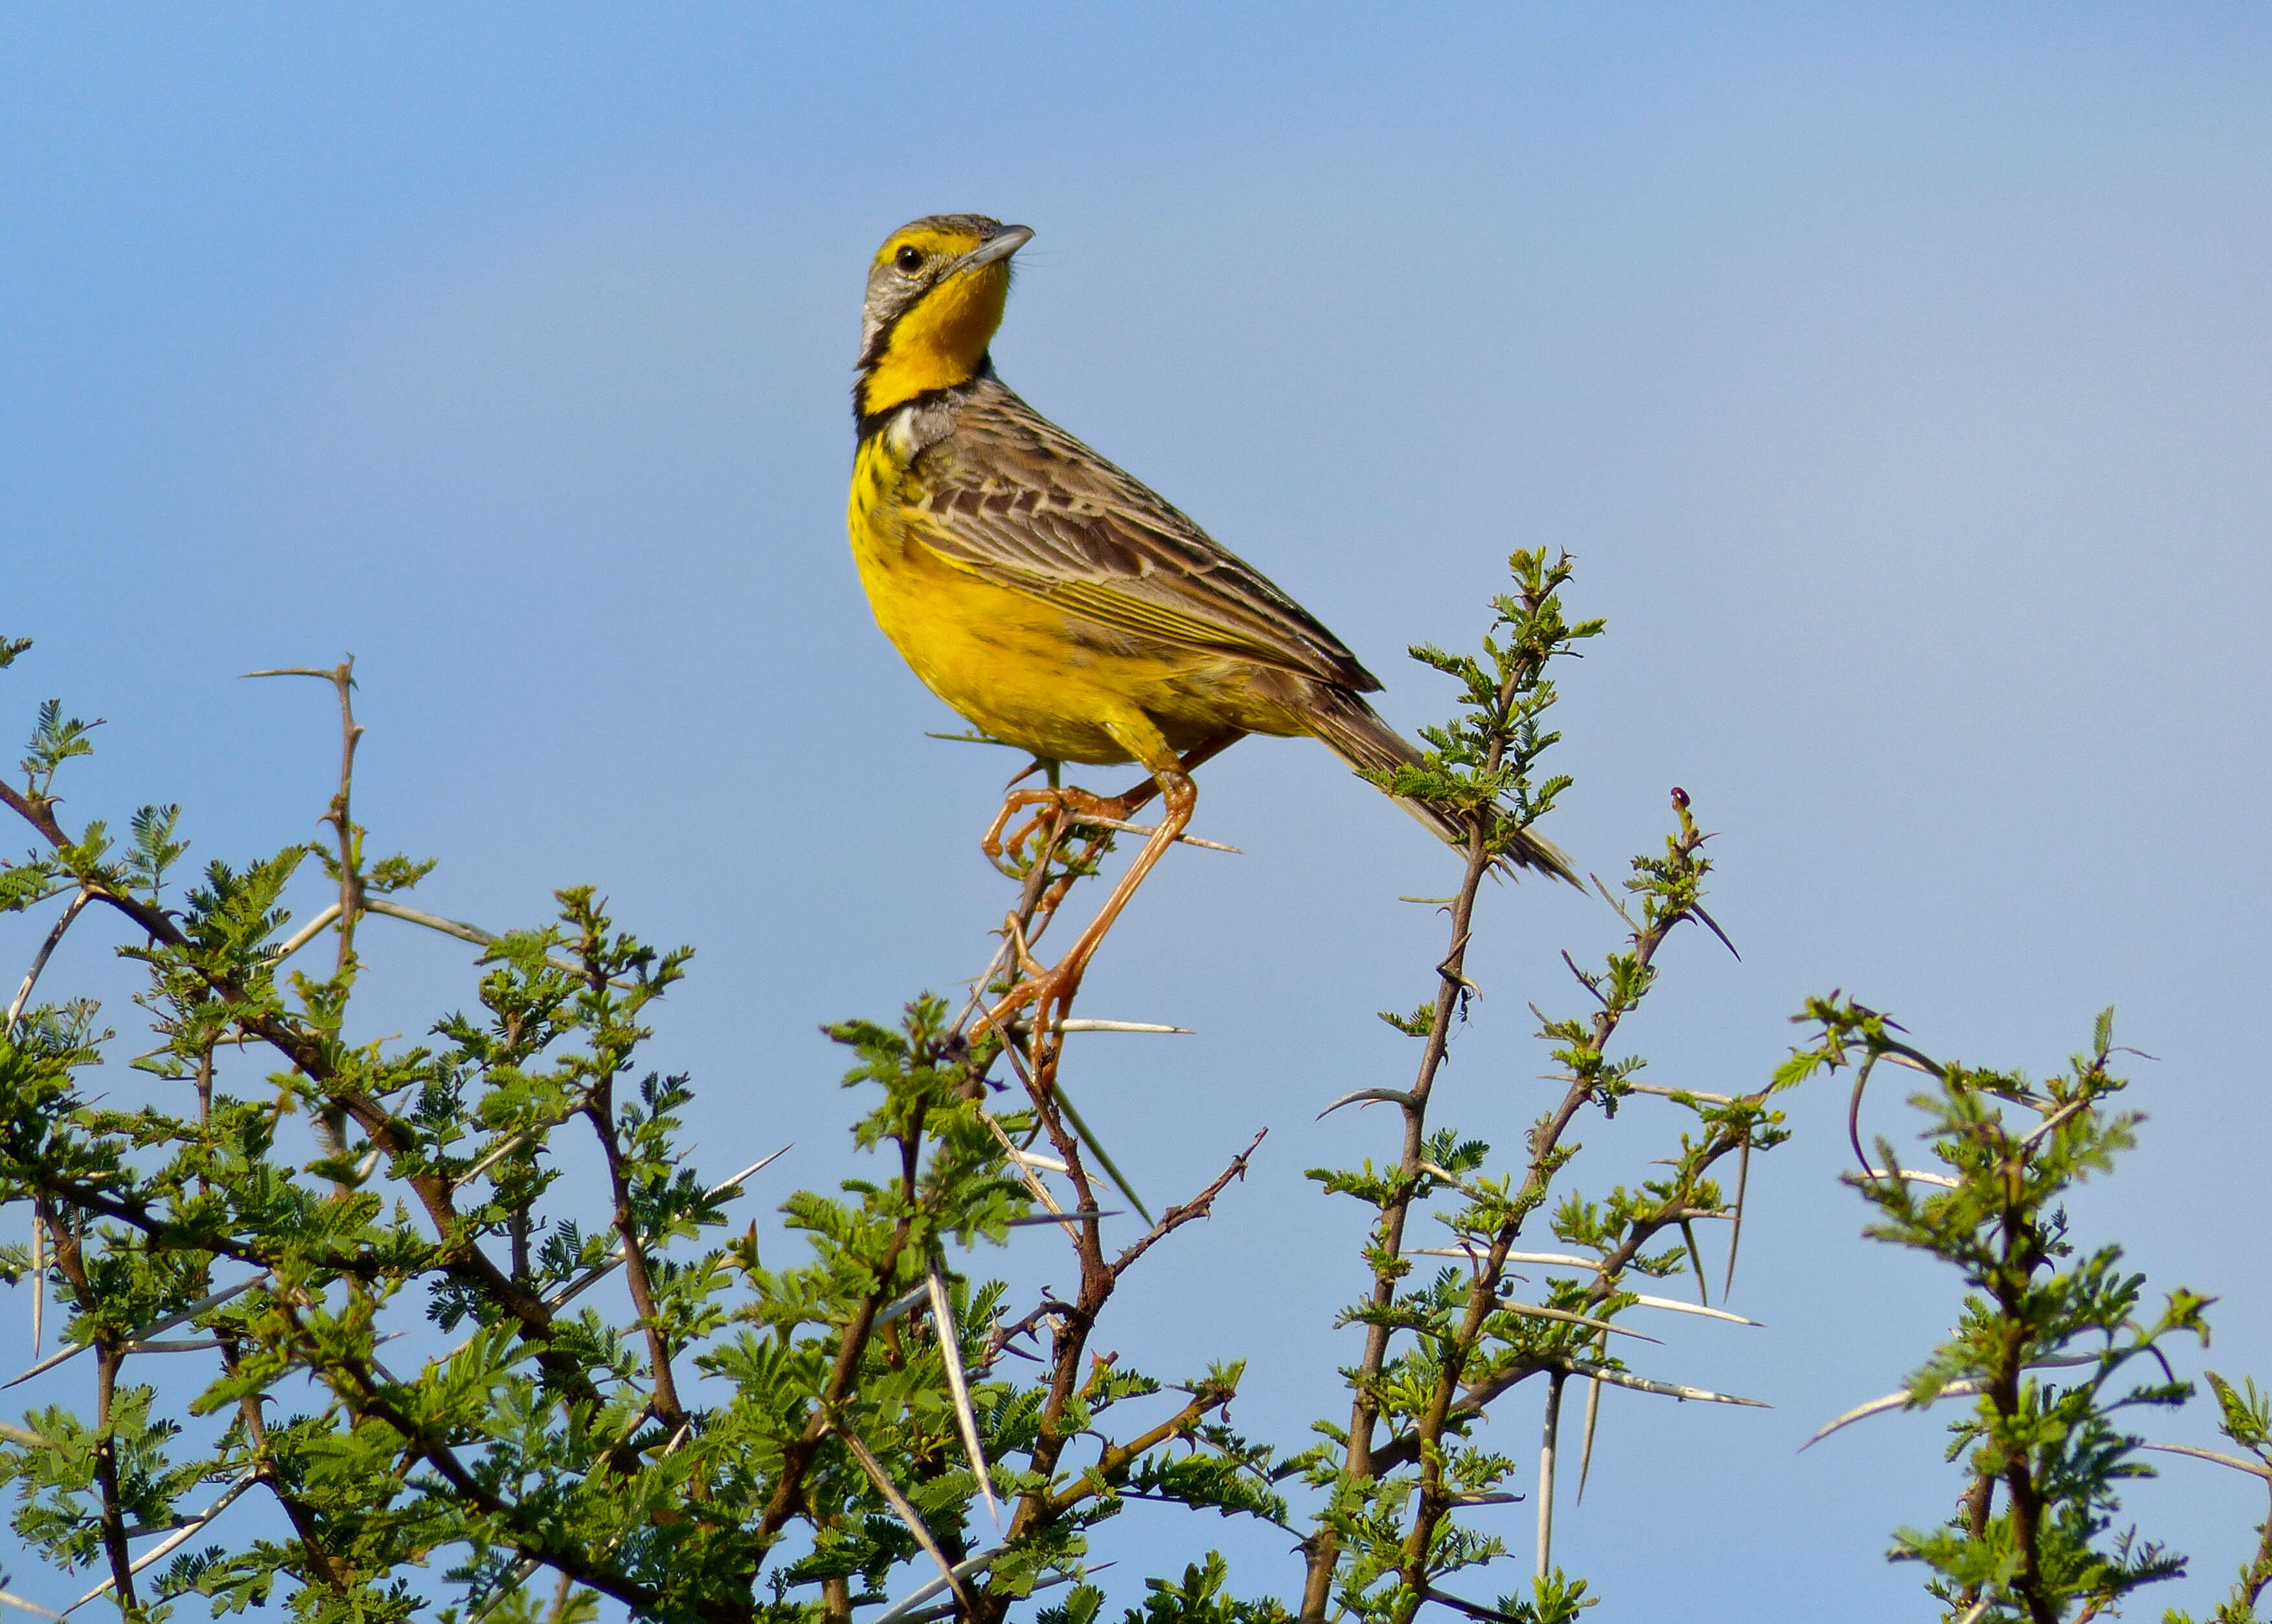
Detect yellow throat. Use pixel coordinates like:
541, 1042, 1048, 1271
854, 221, 1027, 422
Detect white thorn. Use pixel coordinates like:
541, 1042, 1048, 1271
1054, 1019, 1191, 1034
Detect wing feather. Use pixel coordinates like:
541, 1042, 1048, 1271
903, 380, 1381, 692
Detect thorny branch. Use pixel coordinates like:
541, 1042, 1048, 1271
0, 749, 613, 1412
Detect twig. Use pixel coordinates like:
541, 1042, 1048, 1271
0, 754, 615, 1411
1109, 1129, 1264, 1283
1038, 1386, 1233, 1517
244, 662, 363, 976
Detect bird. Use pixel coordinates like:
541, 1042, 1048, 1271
846, 213, 1574, 1033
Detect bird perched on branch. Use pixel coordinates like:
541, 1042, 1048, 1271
846, 214, 1574, 1026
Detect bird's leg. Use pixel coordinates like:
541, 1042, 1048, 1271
1047, 767, 1195, 993
975, 765, 1198, 1091
983, 731, 1237, 876
974, 730, 1229, 1083
1089, 731, 1239, 822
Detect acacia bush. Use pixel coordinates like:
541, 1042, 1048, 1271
0, 561, 2262, 1624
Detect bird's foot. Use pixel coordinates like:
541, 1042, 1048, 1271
972, 921, 1087, 1092
982, 784, 1143, 877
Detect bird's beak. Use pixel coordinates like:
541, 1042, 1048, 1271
950, 225, 1033, 277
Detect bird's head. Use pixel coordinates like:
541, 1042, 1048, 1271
855, 214, 1032, 422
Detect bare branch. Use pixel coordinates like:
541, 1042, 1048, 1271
1111, 1129, 1265, 1281
539, 1145, 790, 1311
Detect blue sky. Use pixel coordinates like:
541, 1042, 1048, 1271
5, 5, 2271, 1618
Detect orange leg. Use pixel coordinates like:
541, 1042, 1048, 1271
1091, 732, 1238, 822
974, 767, 1200, 1089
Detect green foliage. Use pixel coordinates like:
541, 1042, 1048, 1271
1294, 557, 1795, 1624
1784, 1000, 2230, 1623
1109, 1554, 1288, 1624
1487, 1570, 1594, 1624
14, 530, 2258, 1624
2162, 1374, 2272, 1623
0, 642, 1277, 1623
1363, 550, 1602, 857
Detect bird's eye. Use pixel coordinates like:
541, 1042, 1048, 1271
894, 246, 924, 273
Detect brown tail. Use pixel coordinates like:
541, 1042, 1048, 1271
1307, 692, 1579, 885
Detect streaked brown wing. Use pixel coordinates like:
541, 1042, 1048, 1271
905, 381, 1382, 693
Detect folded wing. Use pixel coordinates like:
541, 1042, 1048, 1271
906, 384, 1383, 694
